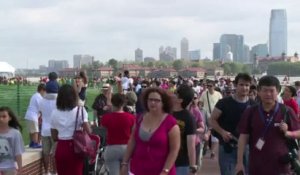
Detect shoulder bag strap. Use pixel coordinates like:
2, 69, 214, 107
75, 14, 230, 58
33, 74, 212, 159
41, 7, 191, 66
206, 91, 212, 114
74, 107, 80, 134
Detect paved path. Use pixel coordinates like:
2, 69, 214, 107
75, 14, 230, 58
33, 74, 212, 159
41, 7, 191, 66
198, 151, 220, 175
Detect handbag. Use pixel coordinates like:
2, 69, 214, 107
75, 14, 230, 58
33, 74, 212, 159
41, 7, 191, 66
73, 107, 99, 160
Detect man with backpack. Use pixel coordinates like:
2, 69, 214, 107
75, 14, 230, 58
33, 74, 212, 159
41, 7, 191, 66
236, 75, 300, 174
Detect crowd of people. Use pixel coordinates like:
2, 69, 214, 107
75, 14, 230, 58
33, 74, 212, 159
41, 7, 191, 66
2, 70, 300, 175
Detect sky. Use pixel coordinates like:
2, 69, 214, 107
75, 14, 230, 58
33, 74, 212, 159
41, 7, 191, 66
0, 0, 299, 69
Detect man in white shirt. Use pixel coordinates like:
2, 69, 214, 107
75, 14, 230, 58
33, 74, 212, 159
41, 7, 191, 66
39, 75, 59, 175
25, 84, 46, 148
121, 70, 132, 93
199, 80, 223, 159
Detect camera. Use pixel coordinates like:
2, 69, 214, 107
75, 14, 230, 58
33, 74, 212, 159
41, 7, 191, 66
223, 139, 238, 153
280, 149, 300, 175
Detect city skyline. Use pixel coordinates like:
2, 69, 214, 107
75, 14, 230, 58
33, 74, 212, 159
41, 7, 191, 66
0, 1, 299, 68
269, 9, 287, 56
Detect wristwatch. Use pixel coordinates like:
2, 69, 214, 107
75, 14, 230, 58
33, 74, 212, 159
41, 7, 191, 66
189, 165, 198, 173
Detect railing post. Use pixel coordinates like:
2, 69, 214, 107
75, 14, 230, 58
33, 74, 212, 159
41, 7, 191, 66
17, 80, 20, 116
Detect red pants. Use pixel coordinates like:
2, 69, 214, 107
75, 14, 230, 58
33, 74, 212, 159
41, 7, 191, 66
55, 140, 83, 175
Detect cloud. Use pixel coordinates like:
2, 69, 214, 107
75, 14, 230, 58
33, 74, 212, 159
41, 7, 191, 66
0, 0, 299, 68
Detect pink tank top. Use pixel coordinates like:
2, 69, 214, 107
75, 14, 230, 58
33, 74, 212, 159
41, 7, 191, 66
130, 114, 177, 175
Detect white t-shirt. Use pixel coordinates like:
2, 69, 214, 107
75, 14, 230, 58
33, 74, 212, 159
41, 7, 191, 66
51, 106, 88, 140
121, 77, 130, 90
193, 86, 201, 94
39, 94, 57, 137
25, 92, 43, 122
200, 90, 223, 115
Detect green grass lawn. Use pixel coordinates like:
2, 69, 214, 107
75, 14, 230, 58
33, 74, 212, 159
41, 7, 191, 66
0, 84, 101, 145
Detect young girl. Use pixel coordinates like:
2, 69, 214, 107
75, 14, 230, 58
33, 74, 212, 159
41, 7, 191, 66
0, 107, 25, 175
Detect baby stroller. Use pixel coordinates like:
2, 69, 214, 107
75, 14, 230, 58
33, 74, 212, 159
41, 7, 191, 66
84, 125, 109, 175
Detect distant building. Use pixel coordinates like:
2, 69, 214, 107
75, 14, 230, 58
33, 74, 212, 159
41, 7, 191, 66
181, 38, 189, 60
148, 68, 177, 78
73, 55, 94, 68
159, 46, 177, 61
220, 34, 244, 62
188, 50, 201, 61
135, 48, 143, 62
144, 57, 156, 62
225, 52, 233, 62
213, 43, 221, 61
206, 67, 224, 76
121, 64, 154, 77
179, 67, 206, 78
59, 68, 81, 78
243, 45, 250, 63
48, 60, 69, 72
250, 44, 268, 62
269, 9, 287, 56
94, 67, 113, 78
255, 53, 298, 73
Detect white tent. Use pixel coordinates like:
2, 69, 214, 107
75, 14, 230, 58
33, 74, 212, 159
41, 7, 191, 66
0, 62, 15, 78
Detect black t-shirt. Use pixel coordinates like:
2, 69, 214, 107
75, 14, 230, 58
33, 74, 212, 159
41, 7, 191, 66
215, 96, 254, 144
92, 94, 109, 116
172, 109, 196, 167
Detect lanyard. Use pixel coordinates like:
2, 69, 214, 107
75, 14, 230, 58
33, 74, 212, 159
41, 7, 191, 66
258, 102, 279, 139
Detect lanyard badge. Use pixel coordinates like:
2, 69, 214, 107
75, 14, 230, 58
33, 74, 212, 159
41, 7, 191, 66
255, 103, 279, 151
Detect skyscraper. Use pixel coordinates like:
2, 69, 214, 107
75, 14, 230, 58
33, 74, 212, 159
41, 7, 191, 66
250, 44, 268, 61
48, 60, 69, 72
269, 9, 287, 56
213, 43, 221, 61
188, 50, 201, 61
135, 48, 143, 62
220, 34, 244, 62
243, 45, 250, 63
181, 38, 189, 60
159, 46, 177, 61
73, 55, 94, 68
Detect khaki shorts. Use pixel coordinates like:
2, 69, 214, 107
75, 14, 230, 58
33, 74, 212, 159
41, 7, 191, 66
26, 120, 39, 133
42, 136, 57, 156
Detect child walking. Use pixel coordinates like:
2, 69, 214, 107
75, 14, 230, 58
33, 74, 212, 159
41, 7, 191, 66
0, 107, 25, 175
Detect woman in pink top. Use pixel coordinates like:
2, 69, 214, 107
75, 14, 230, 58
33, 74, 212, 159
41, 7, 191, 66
121, 88, 180, 175
283, 85, 299, 115
189, 93, 205, 168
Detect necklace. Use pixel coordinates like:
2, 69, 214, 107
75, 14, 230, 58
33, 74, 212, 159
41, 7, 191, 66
145, 113, 166, 133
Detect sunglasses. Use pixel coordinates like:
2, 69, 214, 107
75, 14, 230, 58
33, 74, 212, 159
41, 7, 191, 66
207, 85, 213, 87
193, 97, 198, 100
142, 86, 147, 88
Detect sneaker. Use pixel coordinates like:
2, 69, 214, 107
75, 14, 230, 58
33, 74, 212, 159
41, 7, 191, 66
29, 141, 34, 147
30, 142, 42, 149
210, 152, 215, 159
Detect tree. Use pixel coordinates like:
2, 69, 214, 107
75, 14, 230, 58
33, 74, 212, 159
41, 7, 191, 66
108, 58, 118, 70
92, 60, 103, 69
173, 60, 184, 71
147, 62, 154, 68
